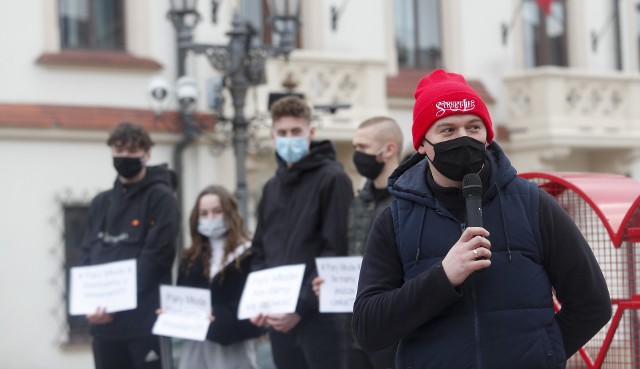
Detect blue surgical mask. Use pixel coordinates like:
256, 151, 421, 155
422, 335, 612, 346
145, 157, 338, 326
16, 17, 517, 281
198, 218, 228, 239
275, 136, 309, 163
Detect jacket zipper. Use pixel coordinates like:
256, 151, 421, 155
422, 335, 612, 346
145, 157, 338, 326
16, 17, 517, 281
470, 277, 482, 369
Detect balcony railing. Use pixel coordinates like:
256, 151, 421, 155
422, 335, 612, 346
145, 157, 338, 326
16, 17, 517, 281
503, 67, 640, 147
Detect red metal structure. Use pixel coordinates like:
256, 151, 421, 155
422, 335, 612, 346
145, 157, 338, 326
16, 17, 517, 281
520, 172, 640, 368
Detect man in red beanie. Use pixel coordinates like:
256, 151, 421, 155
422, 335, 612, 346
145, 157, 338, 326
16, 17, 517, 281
352, 69, 611, 368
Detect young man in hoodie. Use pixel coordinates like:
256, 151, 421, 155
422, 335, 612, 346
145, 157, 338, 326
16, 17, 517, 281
352, 69, 612, 369
250, 96, 353, 369
81, 122, 179, 369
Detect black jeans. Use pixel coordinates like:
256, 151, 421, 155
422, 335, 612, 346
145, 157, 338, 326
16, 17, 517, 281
269, 313, 347, 369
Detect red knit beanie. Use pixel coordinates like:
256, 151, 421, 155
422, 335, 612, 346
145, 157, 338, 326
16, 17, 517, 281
412, 69, 494, 150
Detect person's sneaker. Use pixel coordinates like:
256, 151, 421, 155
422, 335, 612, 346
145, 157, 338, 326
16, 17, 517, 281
144, 350, 159, 362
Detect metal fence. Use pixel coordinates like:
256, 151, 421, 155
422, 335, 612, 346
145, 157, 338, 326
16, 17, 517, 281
521, 172, 640, 369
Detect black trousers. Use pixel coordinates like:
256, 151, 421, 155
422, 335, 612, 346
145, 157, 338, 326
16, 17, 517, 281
92, 335, 171, 369
348, 344, 397, 369
269, 313, 347, 369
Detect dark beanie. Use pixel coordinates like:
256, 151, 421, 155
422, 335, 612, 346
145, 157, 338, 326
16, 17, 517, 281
412, 69, 494, 150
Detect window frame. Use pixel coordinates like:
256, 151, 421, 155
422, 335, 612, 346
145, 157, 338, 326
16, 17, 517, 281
238, 0, 301, 49
59, 0, 127, 52
394, 0, 442, 70
63, 203, 92, 344
38, 0, 161, 70
522, 0, 568, 68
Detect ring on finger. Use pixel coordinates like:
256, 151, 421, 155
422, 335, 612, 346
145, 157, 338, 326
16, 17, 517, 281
473, 249, 479, 258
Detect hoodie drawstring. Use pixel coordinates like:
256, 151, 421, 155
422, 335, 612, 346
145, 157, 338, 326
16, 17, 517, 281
495, 184, 512, 262
415, 207, 428, 264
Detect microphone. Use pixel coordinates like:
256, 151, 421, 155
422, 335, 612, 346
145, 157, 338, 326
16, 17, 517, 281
462, 173, 483, 228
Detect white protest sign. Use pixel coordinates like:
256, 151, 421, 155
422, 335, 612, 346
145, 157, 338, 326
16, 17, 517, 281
237, 264, 306, 320
315, 256, 363, 313
69, 259, 137, 315
152, 285, 211, 341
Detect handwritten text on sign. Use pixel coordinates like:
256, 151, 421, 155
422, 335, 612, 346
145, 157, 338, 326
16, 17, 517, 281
152, 285, 211, 341
316, 256, 362, 313
69, 259, 137, 315
237, 264, 305, 320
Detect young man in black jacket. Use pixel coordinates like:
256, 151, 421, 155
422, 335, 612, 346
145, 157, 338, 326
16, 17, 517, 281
353, 69, 611, 369
80, 122, 179, 369
250, 96, 353, 369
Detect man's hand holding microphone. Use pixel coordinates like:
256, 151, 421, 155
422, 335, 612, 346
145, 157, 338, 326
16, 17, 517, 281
442, 173, 491, 287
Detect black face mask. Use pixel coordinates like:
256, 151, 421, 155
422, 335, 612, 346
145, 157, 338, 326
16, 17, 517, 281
426, 136, 486, 181
353, 150, 385, 180
113, 157, 144, 179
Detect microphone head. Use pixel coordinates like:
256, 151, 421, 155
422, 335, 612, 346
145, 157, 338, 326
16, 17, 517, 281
462, 173, 482, 197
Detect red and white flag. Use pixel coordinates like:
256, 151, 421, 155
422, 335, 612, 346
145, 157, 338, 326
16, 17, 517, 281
536, 0, 553, 15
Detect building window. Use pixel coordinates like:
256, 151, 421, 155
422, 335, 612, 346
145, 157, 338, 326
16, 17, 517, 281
522, 0, 567, 67
64, 204, 91, 344
394, 0, 442, 69
240, 0, 301, 49
59, 0, 125, 50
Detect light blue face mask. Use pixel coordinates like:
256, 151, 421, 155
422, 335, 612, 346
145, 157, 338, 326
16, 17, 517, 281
198, 218, 228, 239
275, 136, 309, 163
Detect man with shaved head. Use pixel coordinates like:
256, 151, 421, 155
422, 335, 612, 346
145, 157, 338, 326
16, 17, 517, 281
314, 116, 404, 369
348, 117, 404, 258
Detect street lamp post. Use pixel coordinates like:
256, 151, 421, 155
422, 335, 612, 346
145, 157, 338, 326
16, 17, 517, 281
167, 0, 201, 75
164, 1, 201, 255
166, 0, 301, 222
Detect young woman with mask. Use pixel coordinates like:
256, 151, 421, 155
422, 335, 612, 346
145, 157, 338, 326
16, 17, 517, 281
174, 185, 263, 369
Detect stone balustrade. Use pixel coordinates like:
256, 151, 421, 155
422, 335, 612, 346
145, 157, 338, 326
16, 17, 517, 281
504, 67, 640, 148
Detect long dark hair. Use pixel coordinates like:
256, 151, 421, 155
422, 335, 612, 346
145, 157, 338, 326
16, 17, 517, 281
181, 185, 250, 279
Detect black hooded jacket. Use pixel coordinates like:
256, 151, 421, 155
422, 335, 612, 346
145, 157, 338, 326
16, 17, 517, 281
252, 140, 354, 318
80, 164, 179, 340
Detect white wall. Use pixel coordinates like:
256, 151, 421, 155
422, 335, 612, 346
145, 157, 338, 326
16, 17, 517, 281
586, 0, 618, 70
0, 138, 113, 369
322, 0, 389, 59
0, 1, 174, 109
457, 0, 516, 126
